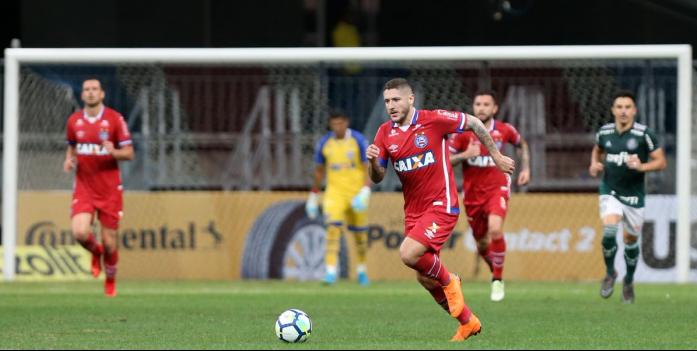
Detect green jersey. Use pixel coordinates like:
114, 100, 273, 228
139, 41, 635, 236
595, 122, 660, 208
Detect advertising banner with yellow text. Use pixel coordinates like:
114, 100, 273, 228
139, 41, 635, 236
12, 192, 696, 281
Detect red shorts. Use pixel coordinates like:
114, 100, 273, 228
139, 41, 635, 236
404, 208, 459, 253
71, 186, 123, 230
465, 192, 509, 240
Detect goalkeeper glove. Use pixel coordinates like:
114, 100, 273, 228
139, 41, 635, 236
305, 191, 320, 219
351, 186, 371, 212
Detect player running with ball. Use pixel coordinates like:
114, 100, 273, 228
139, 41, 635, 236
366, 78, 515, 341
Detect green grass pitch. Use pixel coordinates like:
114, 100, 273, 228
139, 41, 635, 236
1, 280, 696, 349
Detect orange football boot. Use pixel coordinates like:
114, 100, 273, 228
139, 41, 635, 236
450, 314, 482, 342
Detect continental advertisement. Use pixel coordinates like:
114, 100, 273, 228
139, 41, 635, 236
5, 192, 695, 282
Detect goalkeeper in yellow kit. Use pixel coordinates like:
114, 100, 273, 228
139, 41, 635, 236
306, 111, 371, 286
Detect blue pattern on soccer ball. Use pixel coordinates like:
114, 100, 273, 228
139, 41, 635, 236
275, 309, 312, 343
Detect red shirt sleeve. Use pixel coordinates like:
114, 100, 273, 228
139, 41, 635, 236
115, 114, 132, 147
373, 124, 389, 168
448, 132, 470, 154
431, 109, 468, 136
505, 123, 522, 146
66, 116, 77, 146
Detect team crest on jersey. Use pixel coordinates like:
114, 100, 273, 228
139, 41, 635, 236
99, 127, 109, 141
605, 141, 612, 148
414, 133, 428, 148
394, 151, 435, 173
346, 151, 355, 160
626, 138, 638, 150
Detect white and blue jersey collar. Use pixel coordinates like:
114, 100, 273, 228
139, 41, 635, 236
392, 109, 419, 128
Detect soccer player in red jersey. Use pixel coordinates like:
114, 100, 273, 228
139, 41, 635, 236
366, 79, 515, 341
63, 78, 134, 297
449, 90, 530, 302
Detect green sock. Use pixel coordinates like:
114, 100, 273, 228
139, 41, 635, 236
602, 225, 618, 276
624, 241, 640, 284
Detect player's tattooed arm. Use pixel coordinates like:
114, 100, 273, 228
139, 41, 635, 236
465, 115, 515, 174
466, 116, 498, 157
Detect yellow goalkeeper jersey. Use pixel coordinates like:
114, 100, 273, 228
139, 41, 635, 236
313, 129, 367, 198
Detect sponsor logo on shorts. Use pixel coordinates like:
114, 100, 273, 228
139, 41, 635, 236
619, 195, 639, 206
424, 222, 439, 239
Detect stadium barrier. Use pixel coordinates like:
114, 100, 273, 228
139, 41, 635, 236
3, 191, 693, 282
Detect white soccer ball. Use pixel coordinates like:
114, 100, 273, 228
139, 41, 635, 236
274, 309, 312, 343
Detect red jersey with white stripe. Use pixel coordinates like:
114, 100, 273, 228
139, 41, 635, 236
449, 120, 520, 206
373, 109, 468, 220
66, 106, 132, 197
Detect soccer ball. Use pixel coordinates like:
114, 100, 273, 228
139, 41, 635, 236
274, 309, 312, 343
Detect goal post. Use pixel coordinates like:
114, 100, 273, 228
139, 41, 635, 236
2, 45, 693, 282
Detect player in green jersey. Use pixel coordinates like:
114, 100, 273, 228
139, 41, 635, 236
589, 90, 667, 303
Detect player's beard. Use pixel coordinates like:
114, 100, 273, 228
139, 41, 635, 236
478, 114, 493, 125
389, 109, 408, 125
85, 100, 102, 109
616, 114, 632, 127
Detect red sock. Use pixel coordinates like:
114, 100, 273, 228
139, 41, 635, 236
77, 234, 101, 256
456, 305, 473, 325
477, 245, 493, 273
104, 249, 119, 280
426, 286, 449, 313
413, 252, 451, 286
490, 235, 506, 280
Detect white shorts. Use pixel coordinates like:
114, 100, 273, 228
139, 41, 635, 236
599, 195, 644, 236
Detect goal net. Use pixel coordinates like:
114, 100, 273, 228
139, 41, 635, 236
2, 46, 694, 283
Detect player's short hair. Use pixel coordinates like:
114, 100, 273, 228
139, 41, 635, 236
328, 109, 349, 121
82, 77, 104, 90
383, 78, 413, 92
612, 90, 636, 105
474, 89, 498, 105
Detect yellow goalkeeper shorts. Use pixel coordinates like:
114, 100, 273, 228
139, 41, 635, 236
323, 192, 367, 230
